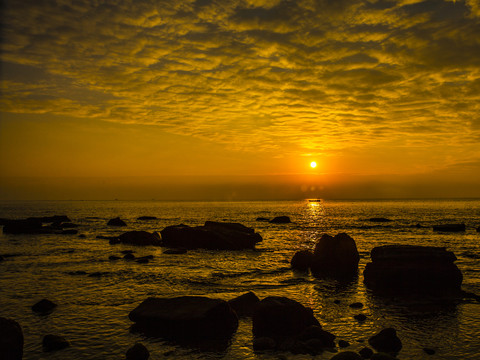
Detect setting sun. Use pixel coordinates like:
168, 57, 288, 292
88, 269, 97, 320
310, 161, 317, 168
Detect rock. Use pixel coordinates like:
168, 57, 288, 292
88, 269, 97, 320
78, 234, 86, 238
28, 215, 70, 223
370, 353, 397, 360
359, 347, 374, 359
423, 347, 435, 355
228, 291, 260, 317
137, 216, 158, 221
310, 233, 359, 278
253, 337, 276, 351
433, 223, 465, 232
136, 257, 150, 264
109, 238, 121, 245
160, 221, 262, 250
124, 253, 135, 260
107, 217, 127, 226
0, 317, 23, 360
269, 216, 291, 224
2, 219, 49, 234
296, 325, 336, 348
61, 229, 78, 235
339, 340, 350, 348
349, 302, 363, 308
129, 296, 238, 341
363, 245, 462, 296
88, 272, 103, 277
291, 250, 314, 271
109, 255, 121, 260
126, 343, 150, 360
330, 351, 363, 360
119, 231, 161, 246
121, 250, 134, 254
57, 222, 78, 228
256, 217, 270, 221
68, 271, 87, 275
368, 218, 392, 222
96, 235, 119, 240
42, 334, 69, 352
368, 328, 402, 354
32, 299, 57, 314
354, 314, 367, 322
163, 248, 187, 254
253, 296, 320, 342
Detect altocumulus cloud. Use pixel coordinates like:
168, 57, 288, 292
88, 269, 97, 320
1, 0, 480, 161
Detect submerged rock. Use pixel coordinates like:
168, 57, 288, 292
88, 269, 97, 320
363, 245, 462, 296
32, 299, 57, 314
129, 296, 238, 342
0, 317, 23, 360
118, 231, 161, 246
228, 291, 260, 317
107, 217, 127, 226
160, 221, 262, 250
368, 328, 402, 354
433, 223, 465, 232
126, 343, 150, 360
42, 334, 69, 352
269, 216, 291, 224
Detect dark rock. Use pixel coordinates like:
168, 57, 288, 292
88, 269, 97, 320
96, 235, 119, 240
363, 245, 462, 296
119, 231, 161, 246
58, 222, 78, 228
0, 317, 23, 360
68, 271, 87, 275
349, 302, 363, 308
129, 296, 238, 342
160, 221, 262, 250
339, 340, 350, 348
61, 229, 78, 235
256, 217, 270, 222
330, 351, 363, 360
370, 353, 397, 360
121, 250, 135, 254
368, 328, 402, 354
354, 314, 367, 322
368, 218, 392, 222
253, 337, 276, 351
3, 219, 49, 234
269, 216, 291, 224
32, 299, 57, 314
109, 255, 121, 260
359, 347, 374, 359
291, 250, 314, 271
310, 233, 359, 278
253, 296, 320, 341
296, 325, 336, 348
136, 257, 150, 264
126, 342, 150, 360
109, 238, 121, 245
124, 253, 135, 260
88, 272, 103, 277
461, 290, 480, 302
107, 217, 127, 226
78, 234, 86, 238
163, 248, 187, 254
137, 216, 158, 221
433, 223, 465, 232
228, 291, 260, 317
42, 334, 69, 352
290, 341, 309, 354
28, 215, 70, 223
423, 348, 435, 355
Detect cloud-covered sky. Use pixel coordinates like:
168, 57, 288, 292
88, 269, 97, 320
1, 0, 480, 199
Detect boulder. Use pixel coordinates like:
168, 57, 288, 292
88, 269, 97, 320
160, 221, 262, 250
349, 302, 363, 308
253, 337, 276, 351
107, 217, 127, 226
338, 340, 350, 348
359, 347, 374, 359
129, 296, 238, 341
137, 216, 157, 221
310, 233, 359, 278
42, 334, 69, 352
118, 231, 161, 246
252, 296, 320, 342
330, 351, 363, 360
0, 317, 23, 359
363, 245, 462, 295
354, 314, 367, 322
291, 250, 314, 271
433, 223, 465, 232
269, 216, 291, 224
126, 343, 149, 360
368, 328, 402, 354
2, 219, 48, 234
423, 348, 435, 355
228, 291, 260, 317
296, 325, 336, 348
32, 299, 57, 314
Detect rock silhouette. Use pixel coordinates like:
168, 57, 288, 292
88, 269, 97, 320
291, 250, 314, 271
137, 216, 157, 220
42, 334, 69, 352
368, 328, 402, 354
32, 299, 57, 314
107, 217, 127, 226
269, 216, 291, 223
0, 317, 23, 360
433, 223, 465, 232
118, 231, 161, 246
126, 343, 150, 360
228, 291, 260, 317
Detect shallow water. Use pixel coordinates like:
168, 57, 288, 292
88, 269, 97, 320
0, 199, 479, 359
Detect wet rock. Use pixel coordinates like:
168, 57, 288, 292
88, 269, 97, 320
269, 216, 291, 224
433, 223, 465, 232
253, 296, 320, 341
160, 221, 262, 250
126, 342, 150, 360
253, 337, 276, 351
363, 245, 462, 296
368, 328, 402, 354
297, 325, 336, 348
107, 217, 127, 226
330, 351, 363, 360
124, 253, 135, 260
3, 219, 48, 234
291, 250, 314, 271
370, 353, 396, 360
0, 317, 23, 360
135, 257, 150, 264
163, 248, 187, 254
129, 296, 238, 342
256, 217, 270, 222
339, 340, 350, 348
310, 233, 359, 279
137, 216, 157, 221
109, 255, 121, 260
461, 290, 480, 302
349, 302, 363, 308
119, 231, 161, 246
359, 347, 374, 359
368, 218, 392, 222
110, 238, 121, 245
32, 299, 57, 314
228, 291, 260, 317
354, 314, 367, 322
42, 334, 69, 352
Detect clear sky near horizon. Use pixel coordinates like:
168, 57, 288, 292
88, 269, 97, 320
1, 0, 480, 200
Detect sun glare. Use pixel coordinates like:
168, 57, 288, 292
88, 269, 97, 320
310, 161, 317, 168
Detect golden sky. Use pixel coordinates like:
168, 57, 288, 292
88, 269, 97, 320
1, 0, 480, 200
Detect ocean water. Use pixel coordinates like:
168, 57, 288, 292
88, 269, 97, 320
0, 199, 479, 360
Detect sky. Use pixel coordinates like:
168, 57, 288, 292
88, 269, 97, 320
1, 0, 480, 200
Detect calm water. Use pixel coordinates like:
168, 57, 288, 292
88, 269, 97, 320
0, 199, 479, 359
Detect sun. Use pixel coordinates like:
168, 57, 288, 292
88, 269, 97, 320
310, 161, 317, 168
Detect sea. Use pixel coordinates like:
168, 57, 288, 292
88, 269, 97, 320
0, 199, 479, 360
